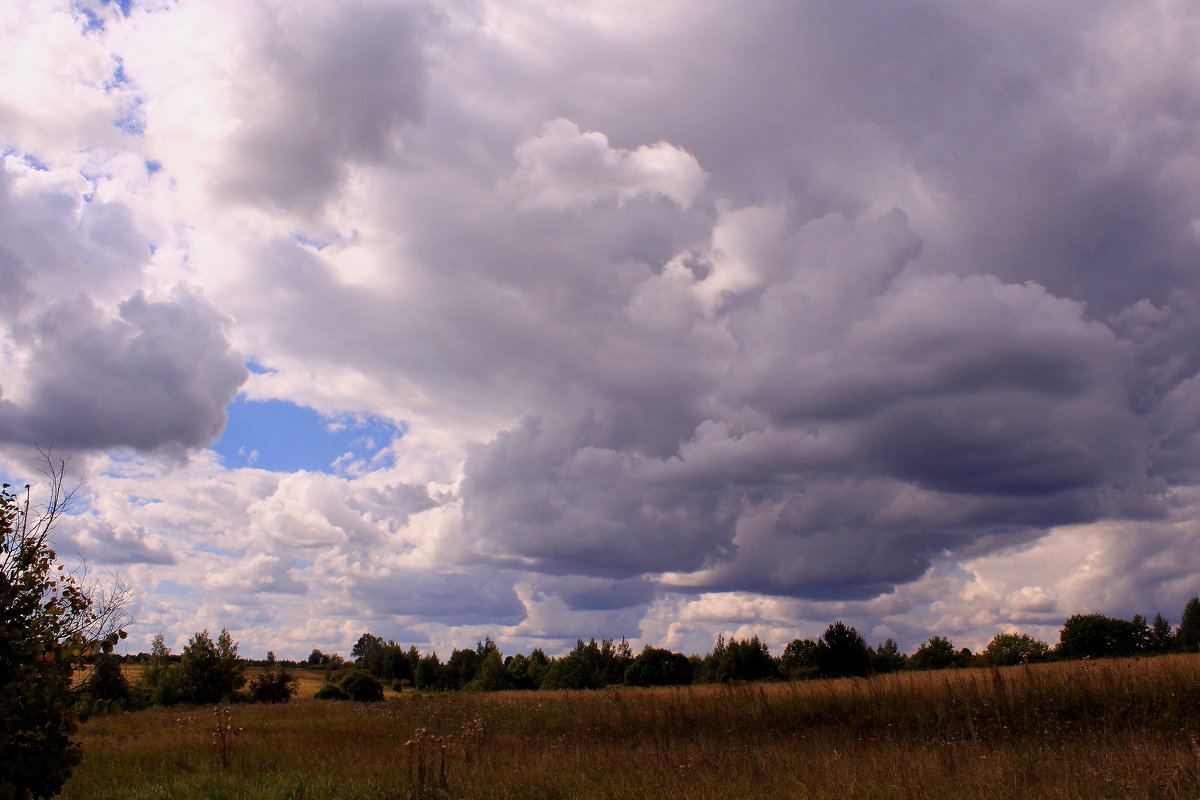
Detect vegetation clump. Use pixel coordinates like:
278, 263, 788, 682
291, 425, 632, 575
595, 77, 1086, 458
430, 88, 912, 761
339, 670, 383, 702
313, 683, 350, 701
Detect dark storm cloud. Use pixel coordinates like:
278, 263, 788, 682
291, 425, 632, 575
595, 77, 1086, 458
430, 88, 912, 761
0, 160, 247, 453
2, 290, 247, 451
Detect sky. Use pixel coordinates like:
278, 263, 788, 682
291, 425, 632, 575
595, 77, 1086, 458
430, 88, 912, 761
2, 0, 1200, 661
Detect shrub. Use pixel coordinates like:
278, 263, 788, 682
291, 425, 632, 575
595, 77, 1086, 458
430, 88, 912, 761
314, 683, 350, 701
248, 668, 299, 703
340, 670, 384, 702
983, 632, 1051, 666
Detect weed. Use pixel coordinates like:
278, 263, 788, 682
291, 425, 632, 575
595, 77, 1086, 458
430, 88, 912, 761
211, 706, 241, 770
403, 727, 451, 799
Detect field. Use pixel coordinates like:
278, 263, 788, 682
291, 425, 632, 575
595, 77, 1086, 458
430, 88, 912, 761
64, 655, 1200, 799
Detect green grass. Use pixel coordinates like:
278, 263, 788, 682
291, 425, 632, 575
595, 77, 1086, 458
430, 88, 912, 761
63, 655, 1200, 799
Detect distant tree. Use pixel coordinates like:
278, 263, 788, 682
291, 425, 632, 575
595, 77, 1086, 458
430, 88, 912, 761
339, 670, 384, 702
911, 636, 959, 671
1148, 613, 1175, 653
541, 640, 603, 690
352, 633, 384, 661
1177, 597, 1200, 653
694, 635, 775, 683
524, 649, 550, 688
724, 636, 776, 682
137, 633, 182, 706
307, 648, 331, 666
814, 622, 871, 679
1131, 615, 1152, 652
982, 633, 1051, 666
778, 638, 819, 681
177, 629, 245, 704
869, 638, 908, 674
504, 653, 533, 689
624, 647, 694, 687
467, 649, 512, 692
1057, 614, 1145, 659
414, 652, 443, 690
444, 647, 482, 690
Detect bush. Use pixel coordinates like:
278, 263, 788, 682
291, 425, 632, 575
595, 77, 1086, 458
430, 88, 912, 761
983, 633, 1051, 666
314, 683, 350, 701
339, 670, 384, 702
81, 652, 131, 715
248, 668, 299, 703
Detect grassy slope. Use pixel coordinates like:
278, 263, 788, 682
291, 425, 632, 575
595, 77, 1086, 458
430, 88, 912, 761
65, 655, 1200, 800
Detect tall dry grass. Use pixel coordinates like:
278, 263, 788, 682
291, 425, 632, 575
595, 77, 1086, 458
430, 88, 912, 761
63, 655, 1200, 799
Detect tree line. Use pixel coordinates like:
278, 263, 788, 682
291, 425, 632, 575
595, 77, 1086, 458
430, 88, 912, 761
269, 596, 1200, 695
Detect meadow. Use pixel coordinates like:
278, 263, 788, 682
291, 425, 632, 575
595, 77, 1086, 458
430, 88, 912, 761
65, 655, 1200, 800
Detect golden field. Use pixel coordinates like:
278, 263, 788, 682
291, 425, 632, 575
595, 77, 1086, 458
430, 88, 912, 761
64, 655, 1200, 799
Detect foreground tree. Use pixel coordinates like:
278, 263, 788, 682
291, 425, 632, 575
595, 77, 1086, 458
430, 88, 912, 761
1, 464, 128, 799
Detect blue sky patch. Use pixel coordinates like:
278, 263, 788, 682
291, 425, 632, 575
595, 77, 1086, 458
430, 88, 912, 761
214, 397, 403, 474
99, 0, 133, 15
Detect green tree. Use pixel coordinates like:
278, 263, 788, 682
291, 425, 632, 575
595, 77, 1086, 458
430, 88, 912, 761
83, 652, 130, 712
1177, 597, 1200, 653
1148, 613, 1175, 653
778, 638, 819, 681
814, 622, 870, 678
1057, 614, 1145, 659
541, 641, 603, 690
137, 633, 181, 706
869, 638, 908, 674
911, 636, 959, 670
982, 632, 1051, 666
177, 629, 245, 704
1, 466, 128, 800
467, 649, 512, 692
351, 632, 384, 661
624, 646, 694, 686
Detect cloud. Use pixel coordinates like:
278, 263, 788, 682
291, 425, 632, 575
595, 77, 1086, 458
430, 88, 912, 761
0, 157, 246, 454
509, 118, 708, 211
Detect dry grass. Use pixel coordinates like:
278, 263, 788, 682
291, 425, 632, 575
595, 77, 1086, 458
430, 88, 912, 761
63, 655, 1200, 799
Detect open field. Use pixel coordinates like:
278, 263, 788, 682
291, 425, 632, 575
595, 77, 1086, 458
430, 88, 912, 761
106, 663, 404, 700
64, 655, 1200, 799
